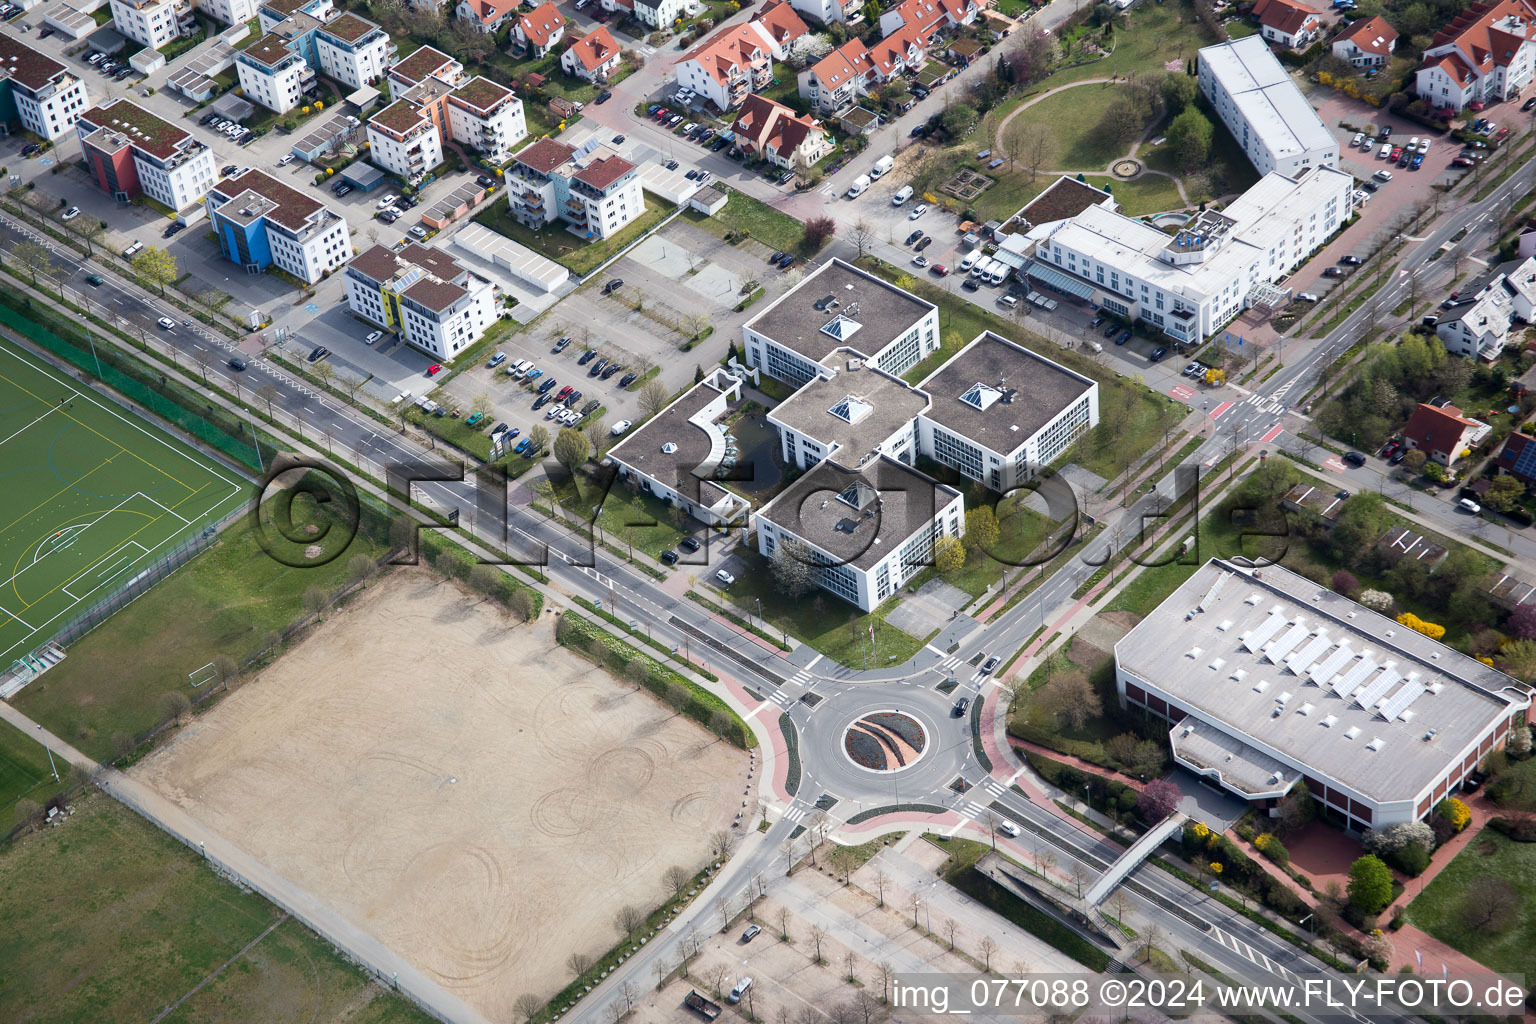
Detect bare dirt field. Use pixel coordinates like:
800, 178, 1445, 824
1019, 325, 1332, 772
131, 570, 748, 1020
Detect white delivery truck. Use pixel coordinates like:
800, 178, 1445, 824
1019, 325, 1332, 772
847, 174, 871, 197
870, 154, 894, 178
891, 185, 914, 206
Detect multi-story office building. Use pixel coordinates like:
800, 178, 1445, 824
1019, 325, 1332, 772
1117, 559, 1531, 831
743, 259, 940, 386
914, 331, 1097, 494
206, 168, 351, 283
505, 137, 642, 240
1198, 36, 1338, 177
345, 242, 498, 358
366, 99, 443, 181
1019, 166, 1352, 343
0, 34, 90, 141
77, 99, 216, 210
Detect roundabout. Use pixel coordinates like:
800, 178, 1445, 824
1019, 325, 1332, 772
800, 686, 973, 814
841, 710, 927, 772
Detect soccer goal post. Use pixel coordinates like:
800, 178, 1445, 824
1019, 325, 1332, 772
188, 662, 218, 688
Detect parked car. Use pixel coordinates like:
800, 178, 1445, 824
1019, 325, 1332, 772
661, 550, 679, 565
931, 264, 949, 276
618, 371, 638, 387
1459, 498, 1482, 514
611, 419, 632, 435
679, 537, 701, 553
1343, 451, 1367, 467
601, 362, 622, 379
602, 278, 623, 294
911, 254, 930, 268
908, 203, 928, 220
578, 349, 597, 365
589, 357, 609, 376
1322, 267, 1347, 277
538, 377, 558, 393
554, 335, 572, 352
715, 569, 736, 585
366, 330, 383, 345
61, 206, 80, 221
1339, 255, 1363, 266
915, 236, 932, 251
905, 229, 923, 245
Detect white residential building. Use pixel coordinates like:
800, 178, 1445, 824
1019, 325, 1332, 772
877, 0, 976, 37
456, 0, 518, 33
743, 259, 941, 386
1436, 256, 1536, 359
200, 0, 260, 25
505, 137, 644, 240
1332, 15, 1397, 68
366, 99, 443, 182
630, 0, 689, 29
205, 168, 351, 284
312, 12, 394, 91
444, 78, 527, 165
799, 39, 874, 113
109, 0, 195, 50
77, 99, 216, 210
1021, 166, 1352, 343
1252, 0, 1322, 50
674, 6, 809, 112
786, 0, 860, 24
512, 0, 566, 55
0, 34, 90, 141
1117, 559, 1531, 831
1416, 0, 1536, 110
346, 242, 498, 358
236, 33, 312, 113
1198, 35, 1339, 176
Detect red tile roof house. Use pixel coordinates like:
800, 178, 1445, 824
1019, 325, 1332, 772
798, 39, 876, 114
1496, 429, 1536, 483
1331, 15, 1398, 68
673, 5, 809, 113
1415, 0, 1536, 111
1252, 0, 1322, 49
877, 0, 977, 39
456, 0, 519, 33
1401, 401, 1493, 467
732, 93, 832, 169
511, 0, 566, 54
561, 26, 622, 82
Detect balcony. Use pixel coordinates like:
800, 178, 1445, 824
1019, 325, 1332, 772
299, 66, 317, 83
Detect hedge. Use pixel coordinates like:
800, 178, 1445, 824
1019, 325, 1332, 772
418, 530, 543, 619
556, 611, 755, 748
949, 867, 1109, 971
780, 712, 801, 797
969, 695, 991, 771
845, 803, 947, 824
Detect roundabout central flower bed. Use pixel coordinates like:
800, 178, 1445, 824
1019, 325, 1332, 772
843, 710, 927, 772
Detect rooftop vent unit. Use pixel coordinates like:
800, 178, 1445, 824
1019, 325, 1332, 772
1209, 657, 1226, 672
1321, 714, 1338, 728
1366, 737, 1385, 752
1344, 726, 1362, 739
1217, 619, 1233, 631
1185, 646, 1203, 659
660, 442, 678, 453
1424, 728, 1439, 741
1253, 679, 1270, 693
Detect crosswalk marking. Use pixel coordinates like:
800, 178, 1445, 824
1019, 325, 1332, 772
983, 780, 1006, 799
769, 689, 795, 707
960, 800, 987, 820
937, 655, 962, 672
783, 805, 806, 823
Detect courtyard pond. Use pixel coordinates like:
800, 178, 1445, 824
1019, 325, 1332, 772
714, 411, 784, 498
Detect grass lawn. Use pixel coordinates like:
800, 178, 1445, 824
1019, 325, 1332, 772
12, 502, 391, 762
0, 792, 435, 1024
1406, 829, 1536, 979
0, 718, 67, 832
550, 480, 690, 560
1001, 84, 1135, 173
712, 548, 931, 666
472, 194, 673, 277
1048, 0, 1213, 88
682, 189, 807, 253
1226, 21, 1257, 37
1084, 172, 1185, 217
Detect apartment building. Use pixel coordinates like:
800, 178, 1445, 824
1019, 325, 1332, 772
366, 99, 443, 181
1198, 36, 1338, 176
675, 5, 808, 112
109, 0, 196, 50
77, 99, 216, 210
346, 243, 497, 358
1117, 559, 1530, 831
786, 0, 860, 25
0, 34, 90, 141
1416, 0, 1536, 109
505, 136, 643, 239
799, 39, 874, 113
206, 168, 351, 283
630, 0, 688, 29
561, 26, 622, 82
1020, 166, 1352, 343
238, 7, 392, 111
444, 77, 526, 165
876, 0, 975, 38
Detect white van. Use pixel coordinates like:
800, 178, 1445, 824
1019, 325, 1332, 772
958, 252, 979, 272
728, 979, 753, 1004
871, 154, 894, 178
891, 185, 914, 206
507, 358, 533, 378
847, 174, 871, 197
986, 260, 1008, 285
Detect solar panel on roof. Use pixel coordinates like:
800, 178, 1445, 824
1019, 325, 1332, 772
1264, 621, 1311, 664
1512, 439, 1536, 480
1354, 667, 1399, 710
1286, 633, 1333, 675
1332, 655, 1377, 699
1241, 611, 1287, 653
1379, 679, 1427, 721
1309, 643, 1355, 686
